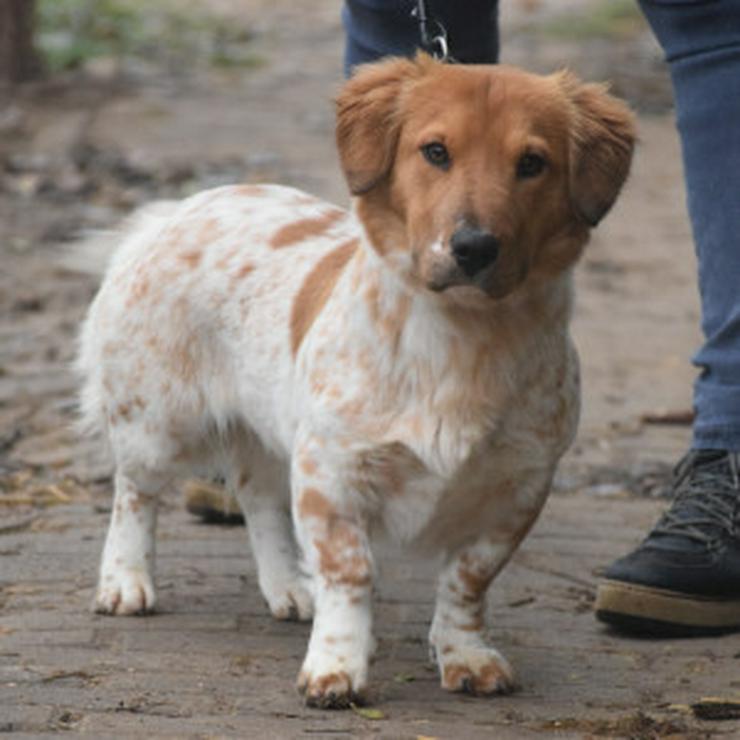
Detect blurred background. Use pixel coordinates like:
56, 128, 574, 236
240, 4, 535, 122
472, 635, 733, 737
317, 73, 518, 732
1, 0, 695, 517
1, 1, 672, 236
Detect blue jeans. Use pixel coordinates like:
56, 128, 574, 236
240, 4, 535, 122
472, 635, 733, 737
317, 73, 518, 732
343, 0, 740, 451
638, 0, 740, 451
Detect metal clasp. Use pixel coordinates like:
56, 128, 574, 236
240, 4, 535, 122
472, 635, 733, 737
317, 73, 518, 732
412, 0, 451, 62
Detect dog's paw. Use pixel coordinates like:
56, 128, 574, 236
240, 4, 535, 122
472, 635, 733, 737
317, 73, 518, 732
297, 670, 360, 709
297, 651, 367, 709
94, 567, 156, 616
436, 644, 517, 696
263, 577, 313, 622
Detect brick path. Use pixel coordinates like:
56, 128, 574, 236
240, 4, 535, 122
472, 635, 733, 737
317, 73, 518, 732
1, 487, 739, 737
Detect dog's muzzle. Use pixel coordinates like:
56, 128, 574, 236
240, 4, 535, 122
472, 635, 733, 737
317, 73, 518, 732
450, 226, 500, 277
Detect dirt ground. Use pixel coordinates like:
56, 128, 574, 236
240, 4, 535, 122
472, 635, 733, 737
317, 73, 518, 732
2, 1, 739, 737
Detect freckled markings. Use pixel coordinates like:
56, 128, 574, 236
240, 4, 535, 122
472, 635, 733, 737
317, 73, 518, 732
178, 250, 202, 269
297, 488, 371, 588
290, 238, 358, 356
231, 262, 255, 288
298, 487, 333, 519
442, 661, 511, 694
270, 209, 346, 249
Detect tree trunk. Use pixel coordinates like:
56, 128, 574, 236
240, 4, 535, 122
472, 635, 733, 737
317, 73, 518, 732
0, 0, 38, 87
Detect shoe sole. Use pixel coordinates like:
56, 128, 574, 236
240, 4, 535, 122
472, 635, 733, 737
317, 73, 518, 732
596, 580, 740, 636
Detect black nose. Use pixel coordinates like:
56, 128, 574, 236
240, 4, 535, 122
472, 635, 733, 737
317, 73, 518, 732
450, 226, 499, 277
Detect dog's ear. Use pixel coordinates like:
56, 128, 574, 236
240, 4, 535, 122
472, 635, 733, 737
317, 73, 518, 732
559, 72, 636, 227
336, 55, 426, 195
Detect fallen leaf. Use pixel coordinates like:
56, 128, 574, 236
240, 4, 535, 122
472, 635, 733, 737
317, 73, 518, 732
350, 703, 385, 720
641, 409, 694, 426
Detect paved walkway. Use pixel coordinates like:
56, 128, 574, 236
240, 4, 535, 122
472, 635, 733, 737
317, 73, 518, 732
2, 487, 739, 737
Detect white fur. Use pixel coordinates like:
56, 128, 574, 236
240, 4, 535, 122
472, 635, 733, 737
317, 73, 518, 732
77, 182, 579, 705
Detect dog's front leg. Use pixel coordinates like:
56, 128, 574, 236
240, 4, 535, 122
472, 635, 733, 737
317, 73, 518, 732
429, 537, 518, 696
292, 451, 374, 708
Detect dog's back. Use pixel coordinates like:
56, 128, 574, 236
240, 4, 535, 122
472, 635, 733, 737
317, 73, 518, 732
77, 185, 355, 462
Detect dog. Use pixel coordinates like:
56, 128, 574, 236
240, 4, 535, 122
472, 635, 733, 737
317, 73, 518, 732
77, 54, 635, 708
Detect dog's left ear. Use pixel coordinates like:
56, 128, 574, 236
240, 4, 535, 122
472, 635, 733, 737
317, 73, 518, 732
559, 72, 636, 227
336, 55, 426, 196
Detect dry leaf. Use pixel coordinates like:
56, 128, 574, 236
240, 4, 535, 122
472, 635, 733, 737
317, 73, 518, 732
350, 703, 385, 720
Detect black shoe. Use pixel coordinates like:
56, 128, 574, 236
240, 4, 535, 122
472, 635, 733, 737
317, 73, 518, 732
595, 450, 740, 636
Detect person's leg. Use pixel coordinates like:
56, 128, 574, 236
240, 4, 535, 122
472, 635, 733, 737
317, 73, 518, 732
596, 0, 740, 635
342, 0, 499, 75
644, 2, 740, 448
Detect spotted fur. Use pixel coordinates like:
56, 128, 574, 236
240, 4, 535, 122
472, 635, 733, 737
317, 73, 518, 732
78, 55, 634, 707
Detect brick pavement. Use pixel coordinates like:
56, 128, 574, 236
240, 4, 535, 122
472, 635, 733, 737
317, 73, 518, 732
2, 487, 739, 737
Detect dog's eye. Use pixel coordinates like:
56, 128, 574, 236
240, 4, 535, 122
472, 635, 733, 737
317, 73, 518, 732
421, 142, 451, 170
516, 152, 547, 179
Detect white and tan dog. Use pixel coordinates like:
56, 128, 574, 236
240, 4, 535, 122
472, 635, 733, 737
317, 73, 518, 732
77, 54, 634, 707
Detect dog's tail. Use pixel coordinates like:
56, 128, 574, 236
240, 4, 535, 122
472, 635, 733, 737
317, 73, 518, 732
71, 200, 181, 441
59, 200, 180, 278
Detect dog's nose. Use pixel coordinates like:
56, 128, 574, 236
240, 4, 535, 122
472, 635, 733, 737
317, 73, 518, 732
450, 227, 499, 277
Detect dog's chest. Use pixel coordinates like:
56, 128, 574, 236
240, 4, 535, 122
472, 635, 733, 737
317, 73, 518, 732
300, 289, 580, 545
398, 369, 573, 548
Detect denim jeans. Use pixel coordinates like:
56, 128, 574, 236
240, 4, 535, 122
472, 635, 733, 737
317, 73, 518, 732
342, 0, 740, 450
638, 0, 740, 451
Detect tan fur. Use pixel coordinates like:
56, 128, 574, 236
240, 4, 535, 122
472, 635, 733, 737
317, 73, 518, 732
298, 487, 371, 589
290, 238, 358, 355
271, 209, 346, 249
232, 262, 255, 283
178, 250, 203, 269
298, 487, 334, 520
336, 55, 635, 298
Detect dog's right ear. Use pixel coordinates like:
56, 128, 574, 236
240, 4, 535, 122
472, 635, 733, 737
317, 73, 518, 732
336, 56, 424, 196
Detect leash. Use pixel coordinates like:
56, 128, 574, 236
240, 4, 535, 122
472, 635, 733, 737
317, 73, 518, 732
412, 0, 451, 62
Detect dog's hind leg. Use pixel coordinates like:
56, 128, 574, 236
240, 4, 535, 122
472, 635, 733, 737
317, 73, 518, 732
94, 469, 164, 615
232, 459, 313, 622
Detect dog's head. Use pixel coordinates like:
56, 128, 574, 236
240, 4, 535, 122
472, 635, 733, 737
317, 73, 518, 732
336, 54, 635, 302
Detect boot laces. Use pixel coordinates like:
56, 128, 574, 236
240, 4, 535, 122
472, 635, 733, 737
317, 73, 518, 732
649, 451, 740, 546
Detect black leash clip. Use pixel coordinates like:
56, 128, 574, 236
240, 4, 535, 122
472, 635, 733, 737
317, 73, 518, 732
412, 0, 450, 62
